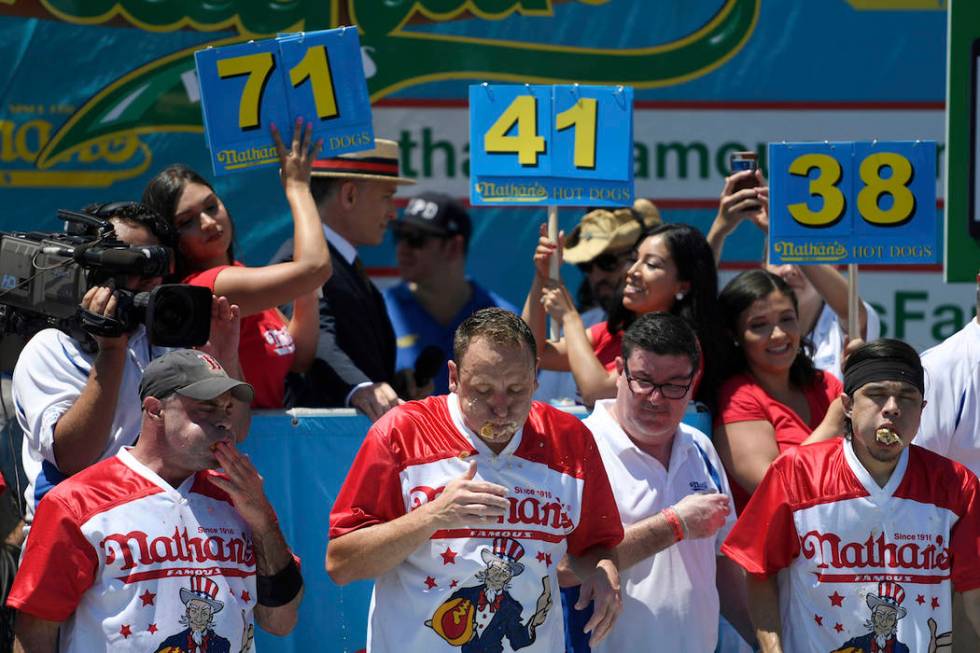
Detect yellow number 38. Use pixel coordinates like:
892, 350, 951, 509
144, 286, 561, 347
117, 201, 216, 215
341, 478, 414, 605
788, 151, 916, 227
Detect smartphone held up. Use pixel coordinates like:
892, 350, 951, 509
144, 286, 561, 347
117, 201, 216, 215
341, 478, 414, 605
729, 151, 759, 193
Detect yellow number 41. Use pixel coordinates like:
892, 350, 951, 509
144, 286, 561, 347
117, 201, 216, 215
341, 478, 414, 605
484, 95, 598, 168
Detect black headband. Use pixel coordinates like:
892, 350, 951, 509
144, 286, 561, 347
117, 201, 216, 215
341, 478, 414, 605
844, 357, 924, 396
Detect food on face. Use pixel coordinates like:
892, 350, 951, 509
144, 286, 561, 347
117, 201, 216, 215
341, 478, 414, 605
875, 427, 902, 446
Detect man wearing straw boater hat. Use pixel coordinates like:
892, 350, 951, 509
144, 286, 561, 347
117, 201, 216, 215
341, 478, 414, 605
271, 139, 415, 419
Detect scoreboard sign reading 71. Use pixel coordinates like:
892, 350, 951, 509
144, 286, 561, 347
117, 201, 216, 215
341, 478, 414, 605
195, 27, 373, 176
768, 141, 938, 265
469, 84, 634, 207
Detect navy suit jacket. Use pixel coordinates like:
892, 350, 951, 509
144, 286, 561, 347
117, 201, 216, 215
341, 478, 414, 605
270, 239, 396, 407
450, 585, 536, 653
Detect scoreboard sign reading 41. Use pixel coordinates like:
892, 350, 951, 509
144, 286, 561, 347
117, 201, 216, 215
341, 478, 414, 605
195, 27, 373, 176
768, 141, 938, 265
469, 84, 633, 207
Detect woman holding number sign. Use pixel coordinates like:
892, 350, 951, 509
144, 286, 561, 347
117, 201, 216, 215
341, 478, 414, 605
524, 222, 724, 411
143, 117, 331, 409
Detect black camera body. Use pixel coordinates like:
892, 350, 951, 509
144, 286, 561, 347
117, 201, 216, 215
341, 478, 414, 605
0, 209, 212, 352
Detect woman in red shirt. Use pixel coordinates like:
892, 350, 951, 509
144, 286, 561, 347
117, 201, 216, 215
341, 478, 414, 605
142, 118, 331, 409
713, 269, 844, 512
524, 222, 723, 409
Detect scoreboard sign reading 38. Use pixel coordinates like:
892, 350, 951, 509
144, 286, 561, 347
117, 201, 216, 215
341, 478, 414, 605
768, 141, 938, 265
469, 84, 634, 207
195, 27, 373, 176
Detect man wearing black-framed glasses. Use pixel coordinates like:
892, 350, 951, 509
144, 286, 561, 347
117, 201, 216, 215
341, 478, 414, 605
561, 312, 755, 653
383, 192, 516, 396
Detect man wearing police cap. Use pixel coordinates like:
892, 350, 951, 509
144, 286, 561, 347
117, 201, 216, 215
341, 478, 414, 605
722, 339, 980, 653
384, 191, 516, 396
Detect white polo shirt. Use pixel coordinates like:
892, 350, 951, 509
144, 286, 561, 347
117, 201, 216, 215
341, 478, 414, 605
585, 400, 736, 653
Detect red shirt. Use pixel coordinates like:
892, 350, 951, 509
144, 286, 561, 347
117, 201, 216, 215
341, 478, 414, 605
715, 370, 843, 512
329, 395, 623, 651
184, 263, 295, 409
721, 440, 980, 651
588, 322, 622, 371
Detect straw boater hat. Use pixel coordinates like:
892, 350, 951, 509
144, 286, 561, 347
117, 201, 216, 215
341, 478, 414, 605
562, 198, 662, 264
311, 138, 415, 185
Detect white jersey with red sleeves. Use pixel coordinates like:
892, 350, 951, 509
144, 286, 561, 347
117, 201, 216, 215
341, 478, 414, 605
722, 439, 980, 653
7, 448, 259, 653
329, 394, 624, 653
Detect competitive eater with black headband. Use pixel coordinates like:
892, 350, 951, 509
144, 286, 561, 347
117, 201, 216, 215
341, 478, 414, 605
721, 339, 980, 653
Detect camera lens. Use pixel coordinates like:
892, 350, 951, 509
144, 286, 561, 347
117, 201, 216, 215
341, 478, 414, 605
144, 285, 212, 347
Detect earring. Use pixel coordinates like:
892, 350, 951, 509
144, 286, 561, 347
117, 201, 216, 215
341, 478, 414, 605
675, 292, 685, 301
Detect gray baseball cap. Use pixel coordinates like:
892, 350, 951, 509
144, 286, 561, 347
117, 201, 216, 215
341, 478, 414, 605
139, 349, 253, 403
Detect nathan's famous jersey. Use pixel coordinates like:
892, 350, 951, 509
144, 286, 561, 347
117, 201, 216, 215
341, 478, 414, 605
8, 448, 259, 653
330, 395, 624, 653
722, 439, 980, 653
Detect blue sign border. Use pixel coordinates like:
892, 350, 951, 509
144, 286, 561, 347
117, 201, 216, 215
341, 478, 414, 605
768, 140, 938, 265
469, 84, 634, 207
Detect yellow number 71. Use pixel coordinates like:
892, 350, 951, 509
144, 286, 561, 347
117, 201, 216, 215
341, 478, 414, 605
216, 46, 340, 130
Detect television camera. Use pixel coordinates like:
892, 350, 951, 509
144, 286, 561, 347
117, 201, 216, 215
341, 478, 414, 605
0, 204, 212, 353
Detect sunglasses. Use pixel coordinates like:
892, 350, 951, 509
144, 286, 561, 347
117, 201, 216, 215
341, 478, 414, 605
577, 252, 632, 274
392, 227, 447, 249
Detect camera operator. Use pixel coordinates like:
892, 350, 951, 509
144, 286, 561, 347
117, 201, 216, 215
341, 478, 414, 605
10, 202, 244, 538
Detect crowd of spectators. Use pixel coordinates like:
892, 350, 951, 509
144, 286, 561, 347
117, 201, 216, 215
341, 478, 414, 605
0, 134, 978, 653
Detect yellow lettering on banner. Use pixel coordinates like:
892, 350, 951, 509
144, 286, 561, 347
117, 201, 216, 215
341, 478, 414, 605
555, 98, 597, 169
0, 121, 16, 162
13, 119, 50, 162
289, 45, 339, 121
787, 153, 845, 226
484, 96, 545, 167
217, 52, 276, 130
857, 152, 915, 225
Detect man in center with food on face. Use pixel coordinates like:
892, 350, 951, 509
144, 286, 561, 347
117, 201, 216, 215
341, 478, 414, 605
326, 308, 624, 653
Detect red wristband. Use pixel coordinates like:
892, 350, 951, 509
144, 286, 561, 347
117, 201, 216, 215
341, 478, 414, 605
662, 507, 685, 543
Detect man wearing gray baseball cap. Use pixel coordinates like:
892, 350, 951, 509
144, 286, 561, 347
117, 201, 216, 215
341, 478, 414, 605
9, 349, 302, 652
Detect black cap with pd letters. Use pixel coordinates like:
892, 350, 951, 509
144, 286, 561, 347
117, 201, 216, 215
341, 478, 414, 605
399, 192, 471, 242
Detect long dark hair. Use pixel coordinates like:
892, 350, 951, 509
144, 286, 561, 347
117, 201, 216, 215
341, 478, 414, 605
717, 269, 818, 388
608, 223, 723, 409
141, 164, 235, 280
